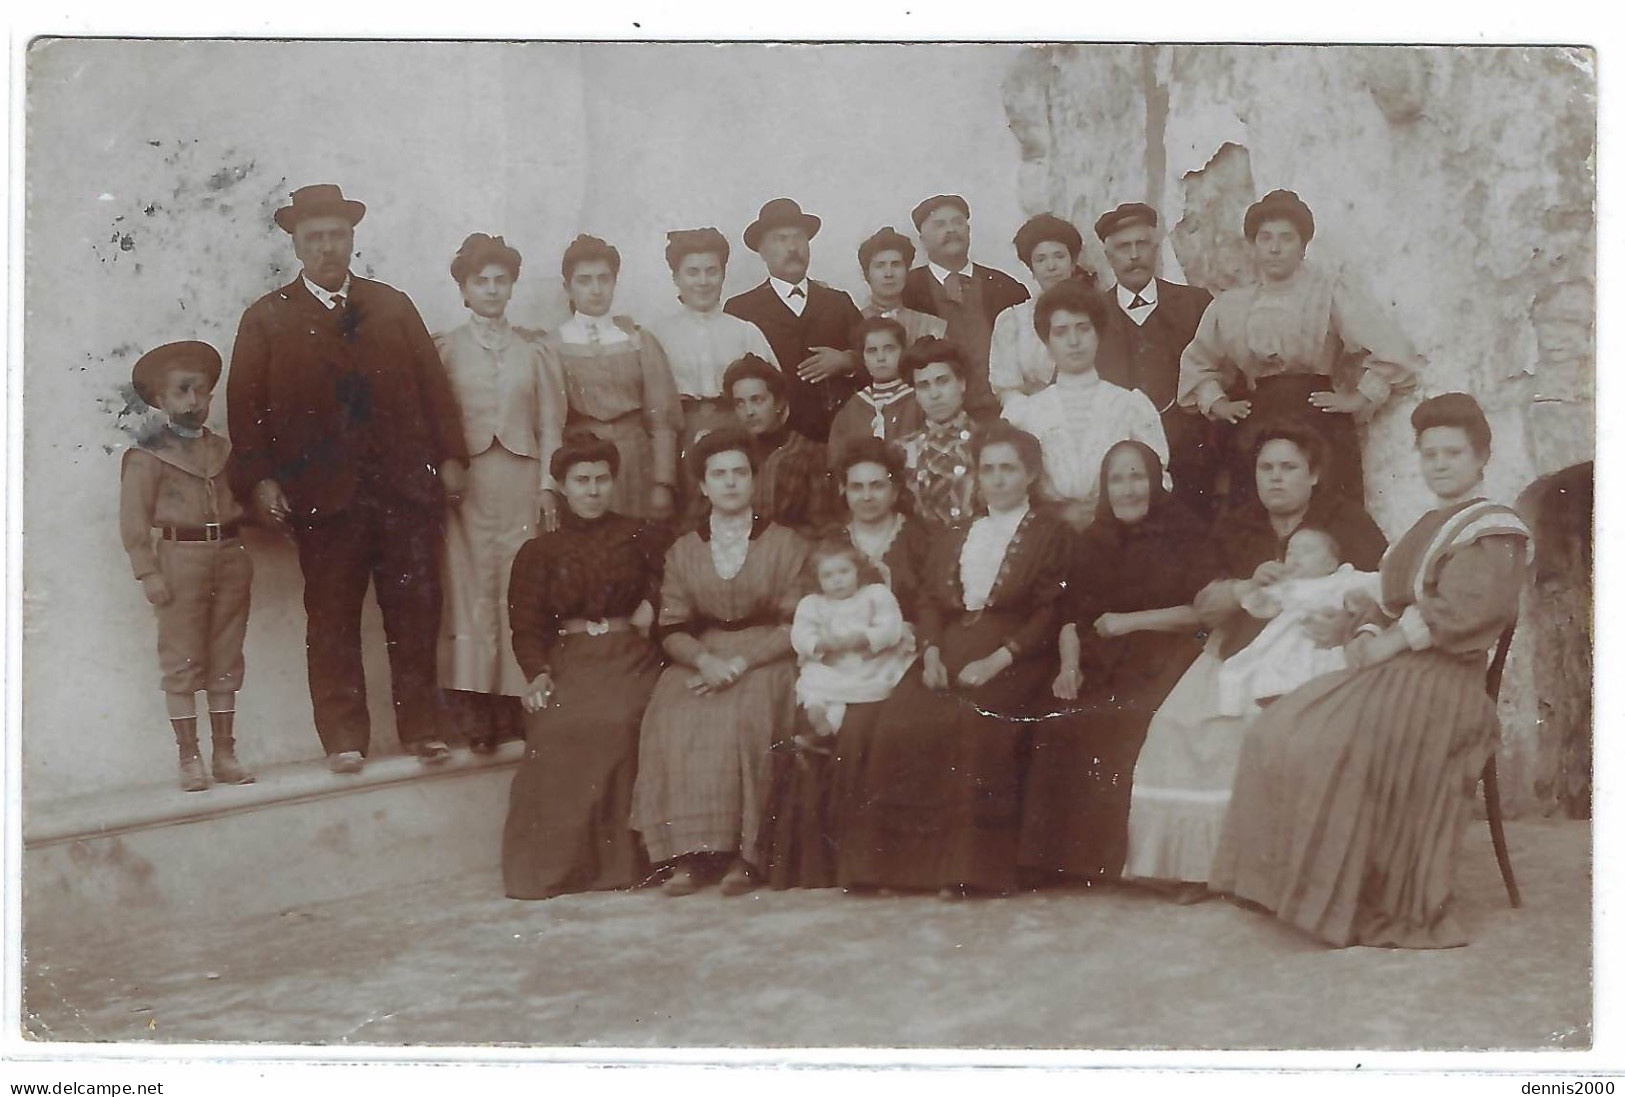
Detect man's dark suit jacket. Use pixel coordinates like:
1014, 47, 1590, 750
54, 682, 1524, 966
226, 276, 469, 519
900, 262, 1030, 418
1094, 277, 1214, 410
724, 279, 866, 443
899, 263, 1030, 327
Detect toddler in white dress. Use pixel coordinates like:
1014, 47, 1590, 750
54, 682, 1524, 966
791, 542, 916, 744
1216, 527, 1378, 717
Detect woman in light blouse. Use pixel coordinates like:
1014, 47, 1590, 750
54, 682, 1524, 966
1002, 281, 1169, 530
988, 213, 1097, 406
434, 232, 566, 752
840, 422, 1071, 898
645, 228, 780, 479
545, 234, 683, 523
1177, 188, 1421, 505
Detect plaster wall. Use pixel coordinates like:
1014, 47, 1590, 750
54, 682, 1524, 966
24, 40, 1029, 802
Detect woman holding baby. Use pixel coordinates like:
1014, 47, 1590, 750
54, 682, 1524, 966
759, 437, 932, 891
839, 423, 1072, 898
1120, 420, 1387, 902
1209, 393, 1532, 948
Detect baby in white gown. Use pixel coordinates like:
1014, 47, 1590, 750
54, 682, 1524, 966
791, 542, 916, 742
1216, 527, 1378, 717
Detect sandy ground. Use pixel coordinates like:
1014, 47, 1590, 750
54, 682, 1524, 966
21, 818, 1589, 1052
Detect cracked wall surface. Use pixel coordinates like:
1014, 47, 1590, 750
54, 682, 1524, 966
23, 42, 1592, 814
1003, 44, 1596, 813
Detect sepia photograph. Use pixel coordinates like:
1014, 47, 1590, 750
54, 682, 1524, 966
8, 29, 1599, 1075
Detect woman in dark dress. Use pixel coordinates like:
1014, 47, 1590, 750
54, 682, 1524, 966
1018, 440, 1218, 885
762, 437, 932, 890
840, 422, 1071, 897
1121, 420, 1387, 901
1210, 394, 1532, 948
501, 437, 668, 900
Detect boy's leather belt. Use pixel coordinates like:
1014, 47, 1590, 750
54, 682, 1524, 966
159, 522, 241, 542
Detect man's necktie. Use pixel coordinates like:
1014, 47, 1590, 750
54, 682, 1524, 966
332, 293, 356, 339
1129, 294, 1150, 310
944, 272, 970, 306
788, 286, 806, 299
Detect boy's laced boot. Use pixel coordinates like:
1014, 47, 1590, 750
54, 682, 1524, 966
208, 710, 256, 785
173, 716, 209, 792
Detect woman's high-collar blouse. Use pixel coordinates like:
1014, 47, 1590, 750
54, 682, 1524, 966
1001, 371, 1170, 512
506, 509, 668, 679
1176, 263, 1421, 418
435, 318, 565, 475
915, 505, 1072, 663
959, 502, 1031, 611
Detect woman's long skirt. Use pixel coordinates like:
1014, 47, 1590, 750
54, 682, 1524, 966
837, 612, 1044, 893
630, 625, 798, 866
1121, 647, 1252, 884
1209, 649, 1500, 948
1019, 652, 1195, 881
439, 444, 541, 695
761, 700, 885, 890
501, 631, 660, 899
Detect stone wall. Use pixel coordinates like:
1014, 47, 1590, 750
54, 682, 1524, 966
1003, 44, 1596, 813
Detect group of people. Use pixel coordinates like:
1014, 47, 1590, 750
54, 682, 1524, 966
117, 179, 1532, 950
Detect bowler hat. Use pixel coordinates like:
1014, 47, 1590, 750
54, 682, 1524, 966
743, 198, 822, 252
1093, 202, 1159, 241
273, 183, 367, 234
910, 194, 970, 231
131, 341, 222, 408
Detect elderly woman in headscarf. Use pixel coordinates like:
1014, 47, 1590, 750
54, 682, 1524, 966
1019, 439, 1217, 885
988, 213, 1097, 407
1177, 188, 1421, 506
435, 232, 566, 753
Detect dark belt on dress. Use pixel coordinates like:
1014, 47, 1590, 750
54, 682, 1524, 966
1249, 372, 1333, 399
558, 616, 634, 637
693, 611, 782, 633
159, 522, 241, 542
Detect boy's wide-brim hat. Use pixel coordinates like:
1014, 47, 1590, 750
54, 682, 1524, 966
273, 183, 367, 234
132, 341, 222, 407
743, 198, 822, 252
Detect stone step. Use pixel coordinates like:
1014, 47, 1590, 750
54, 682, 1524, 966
24, 745, 525, 952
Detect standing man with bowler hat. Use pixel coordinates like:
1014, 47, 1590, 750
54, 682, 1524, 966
900, 194, 1029, 419
724, 198, 864, 443
226, 183, 469, 775
1091, 202, 1220, 522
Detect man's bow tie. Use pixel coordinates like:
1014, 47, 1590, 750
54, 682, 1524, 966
788, 286, 806, 299
1128, 294, 1151, 310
